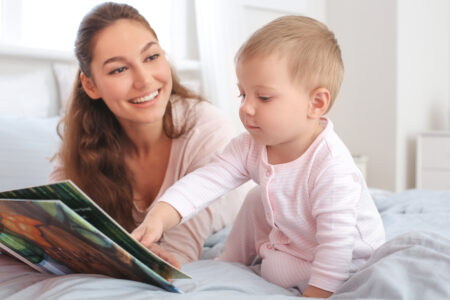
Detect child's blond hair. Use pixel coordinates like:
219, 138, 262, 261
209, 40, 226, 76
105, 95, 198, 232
236, 15, 344, 111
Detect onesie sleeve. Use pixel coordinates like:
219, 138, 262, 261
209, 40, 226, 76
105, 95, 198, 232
159, 133, 252, 222
308, 161, 362, 292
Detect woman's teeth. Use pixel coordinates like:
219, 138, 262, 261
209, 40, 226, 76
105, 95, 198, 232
132, 90, 159, 104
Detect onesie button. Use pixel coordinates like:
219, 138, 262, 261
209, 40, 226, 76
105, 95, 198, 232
266, 170, 271, 176
267, 244, 273, 249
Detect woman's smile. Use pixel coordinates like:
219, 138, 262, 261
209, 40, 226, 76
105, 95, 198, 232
129, 89, 161, 107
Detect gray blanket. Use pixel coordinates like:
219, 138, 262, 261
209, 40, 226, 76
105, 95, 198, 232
331, 231, 450, 300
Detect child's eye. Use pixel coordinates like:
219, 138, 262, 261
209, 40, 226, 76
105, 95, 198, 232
259, 96, 271, 102
145, 53, 160, 61
238, 93, 246, 101
109, 66, 127, 75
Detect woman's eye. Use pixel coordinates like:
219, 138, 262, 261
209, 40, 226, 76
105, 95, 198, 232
145, 53, 160, 61
109, 66, 127, 75
259, 96, 271, 101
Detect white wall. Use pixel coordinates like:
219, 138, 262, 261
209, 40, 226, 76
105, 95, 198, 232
396, 0, 450, 191
326, 0, 397, 190
326, 0, 450, 191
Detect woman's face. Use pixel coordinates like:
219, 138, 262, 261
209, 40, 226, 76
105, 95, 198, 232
82, 19, 172, 128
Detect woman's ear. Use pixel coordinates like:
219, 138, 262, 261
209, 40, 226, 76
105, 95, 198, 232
308, 87, 330, 118
80, 72, 101, 100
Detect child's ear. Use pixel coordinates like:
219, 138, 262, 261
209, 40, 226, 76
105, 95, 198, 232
80, 72, 101, 100
308, 87, 330, 118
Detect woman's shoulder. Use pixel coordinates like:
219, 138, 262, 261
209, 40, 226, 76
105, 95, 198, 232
172, 96, 233, 133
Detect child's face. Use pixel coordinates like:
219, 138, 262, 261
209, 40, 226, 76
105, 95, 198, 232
83, 19, 172, 129
237, 54, 317, 149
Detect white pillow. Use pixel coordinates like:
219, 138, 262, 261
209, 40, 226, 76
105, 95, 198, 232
52, 62, 78, 114
0, 70, 53, 118
0, 116, 60, 191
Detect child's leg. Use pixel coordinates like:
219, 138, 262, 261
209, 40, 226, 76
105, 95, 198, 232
218, 186, 272, 265
259, 245, 311, 292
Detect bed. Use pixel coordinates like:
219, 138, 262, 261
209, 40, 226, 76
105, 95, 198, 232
0, 187, 449, 299
1, 53, 449, 300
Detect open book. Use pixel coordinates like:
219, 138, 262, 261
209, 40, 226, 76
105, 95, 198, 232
0, 180, 189, 293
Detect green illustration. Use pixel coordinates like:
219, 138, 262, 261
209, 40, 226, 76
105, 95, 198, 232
0, 181, 189, 293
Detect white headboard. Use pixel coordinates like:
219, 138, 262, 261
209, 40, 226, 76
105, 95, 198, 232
0, 46, 77, 118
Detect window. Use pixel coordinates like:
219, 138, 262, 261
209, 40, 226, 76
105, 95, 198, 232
21, 0, 105, 52
0, 0, 173, 55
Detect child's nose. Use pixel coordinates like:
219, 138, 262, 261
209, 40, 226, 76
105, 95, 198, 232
240, 97, 256, 115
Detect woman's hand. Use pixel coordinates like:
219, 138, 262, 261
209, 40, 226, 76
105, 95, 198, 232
147, 243, 181, 270
131, 201, 182, 248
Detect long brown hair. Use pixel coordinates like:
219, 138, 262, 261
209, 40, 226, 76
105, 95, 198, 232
58, 2, 202, 231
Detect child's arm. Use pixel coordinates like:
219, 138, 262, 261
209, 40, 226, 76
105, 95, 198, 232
131, 202, 182, 247
302, 285, 333, 298
132, 134, 251, 247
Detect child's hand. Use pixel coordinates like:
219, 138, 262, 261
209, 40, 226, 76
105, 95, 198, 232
131, 201, 182, 248
131, 212, 164, 247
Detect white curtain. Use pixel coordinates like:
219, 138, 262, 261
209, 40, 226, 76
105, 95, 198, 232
194, 0, 243, 131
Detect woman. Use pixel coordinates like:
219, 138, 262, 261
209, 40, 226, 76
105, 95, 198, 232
49, 2, 242, 265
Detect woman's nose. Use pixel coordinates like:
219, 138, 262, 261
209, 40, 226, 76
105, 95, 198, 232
133, 65, 151, 89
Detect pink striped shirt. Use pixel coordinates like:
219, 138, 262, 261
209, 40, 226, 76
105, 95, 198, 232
160, 117, 385, 291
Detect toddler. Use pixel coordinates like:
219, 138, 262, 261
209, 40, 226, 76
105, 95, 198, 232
132, 15, 385, 298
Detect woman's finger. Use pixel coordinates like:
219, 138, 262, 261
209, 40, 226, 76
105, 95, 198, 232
148, 244, 181, 270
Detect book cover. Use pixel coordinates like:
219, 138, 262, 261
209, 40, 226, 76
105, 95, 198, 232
0, 180, 190, 293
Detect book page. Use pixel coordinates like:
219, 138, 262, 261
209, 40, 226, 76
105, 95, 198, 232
0, 181, 188, 280
0, 199, 180, 292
